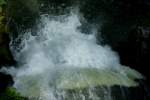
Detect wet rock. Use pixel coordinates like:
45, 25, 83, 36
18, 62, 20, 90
7, 0, 40, 37
0, 0, 15, 66
0, 72, 13, 92
53, 67, 149, 100
115, 26, 150, 84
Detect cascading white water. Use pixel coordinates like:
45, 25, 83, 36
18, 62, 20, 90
1, 11, 143, 100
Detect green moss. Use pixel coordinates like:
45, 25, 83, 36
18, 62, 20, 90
0, 0, 6, 5
4, 88, 21, 97
0, 88, 27, 100
0, 0, 7, 33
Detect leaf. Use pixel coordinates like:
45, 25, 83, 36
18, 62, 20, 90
0, 0, 6, 5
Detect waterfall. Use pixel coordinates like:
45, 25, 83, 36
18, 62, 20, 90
1, 10, 143, 100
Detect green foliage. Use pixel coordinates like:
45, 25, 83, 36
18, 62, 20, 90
0, 88, 27, 100
0, 0, 7, 33
4, 88, 21, 97
0, 0, 6, 6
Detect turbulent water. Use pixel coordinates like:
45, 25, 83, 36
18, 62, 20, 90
1, 10, 143, 100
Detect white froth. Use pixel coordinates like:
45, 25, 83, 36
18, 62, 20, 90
5, 12, 125, 99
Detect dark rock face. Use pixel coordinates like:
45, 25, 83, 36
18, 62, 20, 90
0, 43, 15, 66
0, 1, 15, 95
0, 0, 15, 67
0, 25, 15, 66
79, 0, 150, 84
78, 0, 150, 85
115, 27, 150, 84
0, 73, 13, 92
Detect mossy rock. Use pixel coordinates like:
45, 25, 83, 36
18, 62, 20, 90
53, 67, 145, 100
1, 66, 147, 100
0, 88, 27, 100
55, 66, 143, 90
13, 66, 143, 98
0, 16, 7, 33
0, 0, 15, 66
7, 0, 39, 30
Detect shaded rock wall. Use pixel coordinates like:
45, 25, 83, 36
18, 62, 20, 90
0, 0, 15, 92
0, 0, 15, 66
